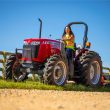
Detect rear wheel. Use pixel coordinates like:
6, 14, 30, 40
75, 51, 102, 87
43, 55, 67, 86
89, 61, 101, 85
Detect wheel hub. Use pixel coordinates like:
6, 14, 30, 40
53, 61, 67, 85
90, 65, 95, 79
90, 61, 101, 85
12, 61, 27, 80
54, 66, 63, 80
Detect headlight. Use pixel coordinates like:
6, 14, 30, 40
86, 42, 91, 48
23, 41, 28, 45
77, 44, 83, 49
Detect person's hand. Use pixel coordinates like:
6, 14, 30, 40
62, 37, 65, 41
62, 37, 68, 41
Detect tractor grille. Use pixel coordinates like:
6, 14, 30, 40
22, 45, 39, 60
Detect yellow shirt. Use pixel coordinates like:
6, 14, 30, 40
64, 34, 74, 50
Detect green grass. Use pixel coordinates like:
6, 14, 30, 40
0, 76, 2, 79
0, 79, 110, 92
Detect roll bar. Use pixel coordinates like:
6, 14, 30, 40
66, 22, 88, 48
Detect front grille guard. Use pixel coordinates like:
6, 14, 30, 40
15, 48, 32, 61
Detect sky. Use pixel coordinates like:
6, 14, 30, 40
0, 0, 110, 67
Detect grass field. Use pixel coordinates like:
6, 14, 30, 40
0, 78, 110, 92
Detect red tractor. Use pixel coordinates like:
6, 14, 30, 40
5, 19, 102, 87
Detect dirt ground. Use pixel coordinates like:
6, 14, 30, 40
0, 89, 110, 110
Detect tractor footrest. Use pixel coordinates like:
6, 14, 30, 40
73, 76, 81, 78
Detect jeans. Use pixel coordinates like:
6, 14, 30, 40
66, 48, 73, 64
65, 48, 74, 77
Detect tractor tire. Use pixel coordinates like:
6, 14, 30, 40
5, 54, 28, 81
5, 54, 16, 80
77, 51, 102, 87
43, 54, 67, 86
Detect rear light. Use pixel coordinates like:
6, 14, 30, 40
101, 76, 105, 85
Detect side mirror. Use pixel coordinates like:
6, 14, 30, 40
86, 42, 91, 48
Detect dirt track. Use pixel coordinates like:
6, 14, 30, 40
0, 89, 110, 110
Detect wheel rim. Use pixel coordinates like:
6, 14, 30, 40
53, 61, 67, 85
12, 61, 27, 81
90, 61, 101, 85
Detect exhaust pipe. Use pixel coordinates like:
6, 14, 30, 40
38, 18, 42, 38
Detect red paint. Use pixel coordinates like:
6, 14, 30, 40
22, 38, 61, 62
24, 38, 60, 44
101, 76, 105, 85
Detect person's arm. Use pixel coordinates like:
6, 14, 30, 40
69, 34, 74, 40
62, 34, 74, 41
62, 36, 66, 41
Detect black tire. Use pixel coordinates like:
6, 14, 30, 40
74, 61, 82, 84
43, 55, 67, 86
76, 51, 102, 87
5, 54, 16, 80
5, 54, 28, 81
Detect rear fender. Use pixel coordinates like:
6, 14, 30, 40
75, 49, 89, 60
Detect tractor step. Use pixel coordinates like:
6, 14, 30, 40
73, 76, 81, 78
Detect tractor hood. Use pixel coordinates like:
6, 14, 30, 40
23, 38, 60, 45
22, 38, 61, 63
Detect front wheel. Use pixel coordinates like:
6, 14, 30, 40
12, 61, 28, 82
5, 54, 28, 81
43, 55, 67, 86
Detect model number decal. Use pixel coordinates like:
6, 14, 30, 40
24, 41, 40, 45
31, 41, 40, 45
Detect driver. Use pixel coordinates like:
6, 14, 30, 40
62, 26, 75, 78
